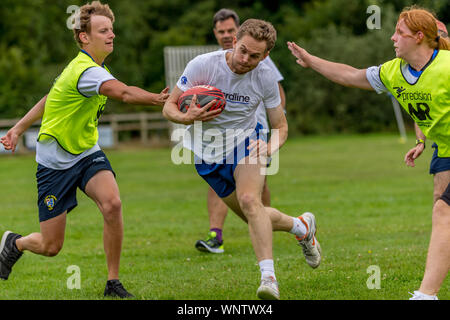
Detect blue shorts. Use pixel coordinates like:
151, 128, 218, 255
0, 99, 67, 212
36, 150, 115, 222
195, 123, 267, 198
429, 143, 450, 174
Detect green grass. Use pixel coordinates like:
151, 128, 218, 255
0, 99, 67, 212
0, 133, 448, 300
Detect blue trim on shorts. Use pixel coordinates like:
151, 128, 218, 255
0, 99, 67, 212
429, 143, 450, 174
36, 150, 115, 222
195, 123, 267, 198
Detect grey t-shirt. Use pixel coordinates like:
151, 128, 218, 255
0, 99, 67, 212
36, 67, 115, 170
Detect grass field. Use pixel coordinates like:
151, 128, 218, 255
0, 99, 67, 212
0, 133, 448, 300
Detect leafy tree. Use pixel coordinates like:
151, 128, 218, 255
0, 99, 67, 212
0, 0, 448, 134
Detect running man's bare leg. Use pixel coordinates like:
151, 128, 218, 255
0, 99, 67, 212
84, 170, 123, 281
16, 212, 66, 257
433, 170, 450, 204
419, 198, 450, 296
207, 186, 228, 229
221, 161, 293, 262
261, 177, 271, 207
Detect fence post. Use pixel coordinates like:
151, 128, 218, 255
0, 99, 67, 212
140, 112, 148, 144
110, 114, 119, 146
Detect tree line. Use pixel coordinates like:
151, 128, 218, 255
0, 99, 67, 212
0, 0, 448, 134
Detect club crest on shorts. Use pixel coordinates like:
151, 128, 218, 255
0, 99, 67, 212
44, 195, 57, 211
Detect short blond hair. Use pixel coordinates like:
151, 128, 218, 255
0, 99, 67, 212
73, 1, 115, 47
236, 19, 277, 52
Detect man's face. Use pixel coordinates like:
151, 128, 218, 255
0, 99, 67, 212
214, 17, 238, 49
230, 34, 268, 74
391, 19, 419, 59
82, 15, 115, 56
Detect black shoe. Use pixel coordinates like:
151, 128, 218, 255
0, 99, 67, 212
0, 231, 23, 280
104, 279, 134, 298
195, 231, 224, 253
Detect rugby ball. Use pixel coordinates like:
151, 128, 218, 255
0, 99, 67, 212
178, 85, 226, 114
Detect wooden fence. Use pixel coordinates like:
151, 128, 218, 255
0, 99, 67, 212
0, 112, 170, 153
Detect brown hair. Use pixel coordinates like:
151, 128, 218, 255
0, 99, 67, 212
399, 6, 449, 50
236, 19, 277, 52
73, 1, 115, 47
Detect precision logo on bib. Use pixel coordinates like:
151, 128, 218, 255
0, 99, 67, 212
398, 89, 432, 103
393, 86, 406, 98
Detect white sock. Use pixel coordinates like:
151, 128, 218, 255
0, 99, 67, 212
290, 217, 307, 238
259, 259, 276, 280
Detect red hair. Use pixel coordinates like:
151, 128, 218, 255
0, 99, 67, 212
399, 6, 449, 50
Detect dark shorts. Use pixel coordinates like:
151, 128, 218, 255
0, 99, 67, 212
429, 143, 450, 174
195, 123, 267, 198
37, 150, 115, 222
441, 183, 450, 206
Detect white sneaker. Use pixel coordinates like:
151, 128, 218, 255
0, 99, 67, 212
409, 291, 438, 300
296, 212, 321, 269
257, 276, 280, 300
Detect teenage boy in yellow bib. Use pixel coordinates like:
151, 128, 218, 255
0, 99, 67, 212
0, 1, 169, 298
288, 7, 449, 300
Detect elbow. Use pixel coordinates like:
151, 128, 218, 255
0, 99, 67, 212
162, 109, 168, 120
162, 104, 173, 121
121, 90, 133, 104
117, 85, 135, 104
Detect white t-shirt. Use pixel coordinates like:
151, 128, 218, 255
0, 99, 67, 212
177, 50, 281, 163
255, 56, 284, 129
36, 66, 115, 170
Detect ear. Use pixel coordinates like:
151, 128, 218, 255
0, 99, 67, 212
416, 31, 424, 44
263, 50, 270, 60
79, 32, 89, 45
232, 36, 237, 48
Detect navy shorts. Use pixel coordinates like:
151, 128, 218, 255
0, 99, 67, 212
195, 123, 267, 198
36, 150, 115, 222
441, 183, 450, 206
429, 143, 450, 174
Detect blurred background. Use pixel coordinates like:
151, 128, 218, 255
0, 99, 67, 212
0, 0, 449, 140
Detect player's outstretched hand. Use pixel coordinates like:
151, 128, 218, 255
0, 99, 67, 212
0, 128, 20, 153
404, 144, 425, 167
155, 87, 170, 106
185, 94, 222, 123
287, 41, 311, 68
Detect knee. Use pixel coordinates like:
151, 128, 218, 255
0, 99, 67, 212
238, 192, 262, 217
42, 243, 63, 257
101, 196, 122, 221
432, 200, 450, 225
